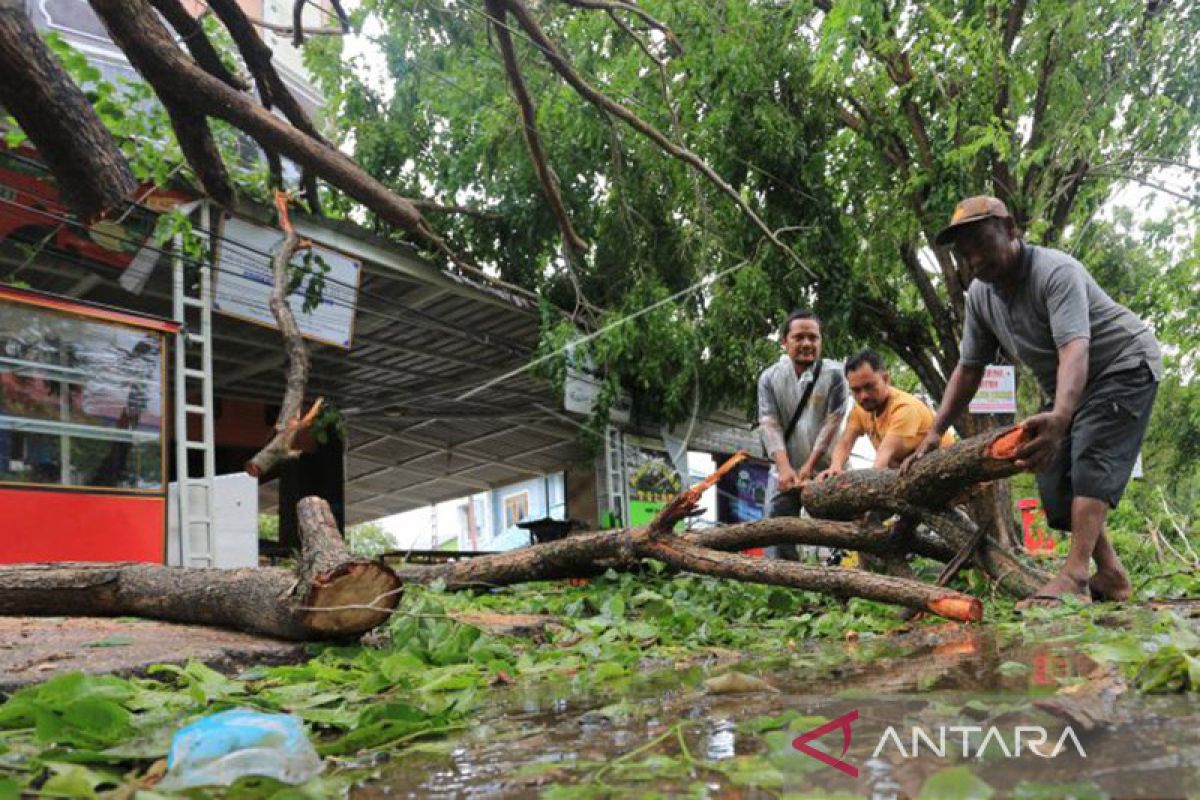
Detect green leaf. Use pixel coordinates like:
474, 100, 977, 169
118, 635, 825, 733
1012, 780, 1107, 800
918, 766, 995, 800
40, 762, 117, 799
84, 636, 134, 649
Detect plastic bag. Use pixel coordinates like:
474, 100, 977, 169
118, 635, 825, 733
157, 708, 325, 789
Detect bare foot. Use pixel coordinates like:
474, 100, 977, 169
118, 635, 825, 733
1015, 572, 1092, 610
1088, 568, 1132, 602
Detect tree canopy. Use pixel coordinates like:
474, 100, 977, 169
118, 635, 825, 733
304, 0, 1198, 424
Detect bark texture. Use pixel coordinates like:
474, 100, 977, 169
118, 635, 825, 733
488, 0, 588, 255
803, 427, 1026, 518
0, 0, 137, 221
393, 505, 985, 622
245, 192, 322, 477
0, 497, 399, 640
803, 426, 1050, 597
86, 0, 461, 265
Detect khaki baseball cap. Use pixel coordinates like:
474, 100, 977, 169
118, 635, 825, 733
934, 195, 1012, 246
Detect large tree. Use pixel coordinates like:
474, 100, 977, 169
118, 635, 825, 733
300, 0, 1197, 541
303, 0, 1197, 408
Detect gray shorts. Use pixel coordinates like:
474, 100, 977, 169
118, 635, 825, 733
1038, 363, 1158, 531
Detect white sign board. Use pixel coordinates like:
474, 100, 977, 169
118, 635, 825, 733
564, 367, 631, 424
969, 364, 1017, 414
213, 216, 362, 349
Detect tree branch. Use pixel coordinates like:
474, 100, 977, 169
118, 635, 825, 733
0, 0, 138, 222
1087, 171, 1200, 207
558, 0, 681, 55
246, 191, 322, 477
1044, 158, 1089, 244
291, 0, 352, 46
487, 0, 589, 255
1001, 0, 1028, 54
607, 8, 661, 67
162, 101, 235, 207
88, 0, 469, 268
146, 0, 249, 91
409, 198, 503, 220
205, 0, 325, 144
900, 241, 958, 365
1019, 30, 1058, 201
503, 0, 818, 280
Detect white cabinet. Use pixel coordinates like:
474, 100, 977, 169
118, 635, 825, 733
168, 472, 259, 568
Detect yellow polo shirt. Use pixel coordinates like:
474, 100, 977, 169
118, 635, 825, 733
847, 388, 955, 452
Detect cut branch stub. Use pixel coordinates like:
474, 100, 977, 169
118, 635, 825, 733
295, 496, 400, 634
0, 497, 400, 640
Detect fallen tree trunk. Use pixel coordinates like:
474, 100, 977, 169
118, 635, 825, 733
0, 498, 400, 640
393, 509, 1030, 600
801, 426, 1050, 595
803, 426, 1026, 518
389, 472, 985, 622
0, 433, 1049, 637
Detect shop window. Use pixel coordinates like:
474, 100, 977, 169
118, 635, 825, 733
0, 301, 164, 491
502, 491, 530, 530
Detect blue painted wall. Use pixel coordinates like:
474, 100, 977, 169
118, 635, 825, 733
485, 472, 566, 551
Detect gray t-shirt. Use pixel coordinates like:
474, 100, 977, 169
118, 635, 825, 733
960, 243, 1163, 398
756, 356, 849, 472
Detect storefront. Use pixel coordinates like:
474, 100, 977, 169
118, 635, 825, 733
0, 285, 177, 563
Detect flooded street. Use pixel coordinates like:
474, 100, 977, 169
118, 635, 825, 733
362, 604, 1200, 798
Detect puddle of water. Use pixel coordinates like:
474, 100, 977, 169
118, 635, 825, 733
357, 606, 1200, 799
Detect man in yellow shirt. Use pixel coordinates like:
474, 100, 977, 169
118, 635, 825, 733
819, 349, 954, 477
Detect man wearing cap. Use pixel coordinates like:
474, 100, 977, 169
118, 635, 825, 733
903, 196, 1162, 608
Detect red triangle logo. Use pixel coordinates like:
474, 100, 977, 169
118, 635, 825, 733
791, 709, 858, 778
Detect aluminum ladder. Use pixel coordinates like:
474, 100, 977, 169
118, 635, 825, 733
172, 202, 216, 567
603, 424, 626, 528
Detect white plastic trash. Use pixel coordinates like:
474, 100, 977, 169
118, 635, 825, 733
157, 708, 325, 789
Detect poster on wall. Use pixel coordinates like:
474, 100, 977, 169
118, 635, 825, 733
213, 215, 362, 349
715, 455, 770, 524
622, 434, 684, 526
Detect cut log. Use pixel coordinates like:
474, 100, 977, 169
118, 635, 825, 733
0, 432, 1049, 636
394, 507, 984, 621
803, 426, 1028, 519
800, 426, 1050, 596
0, 497, 399, 640
0, 0, 137, 221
